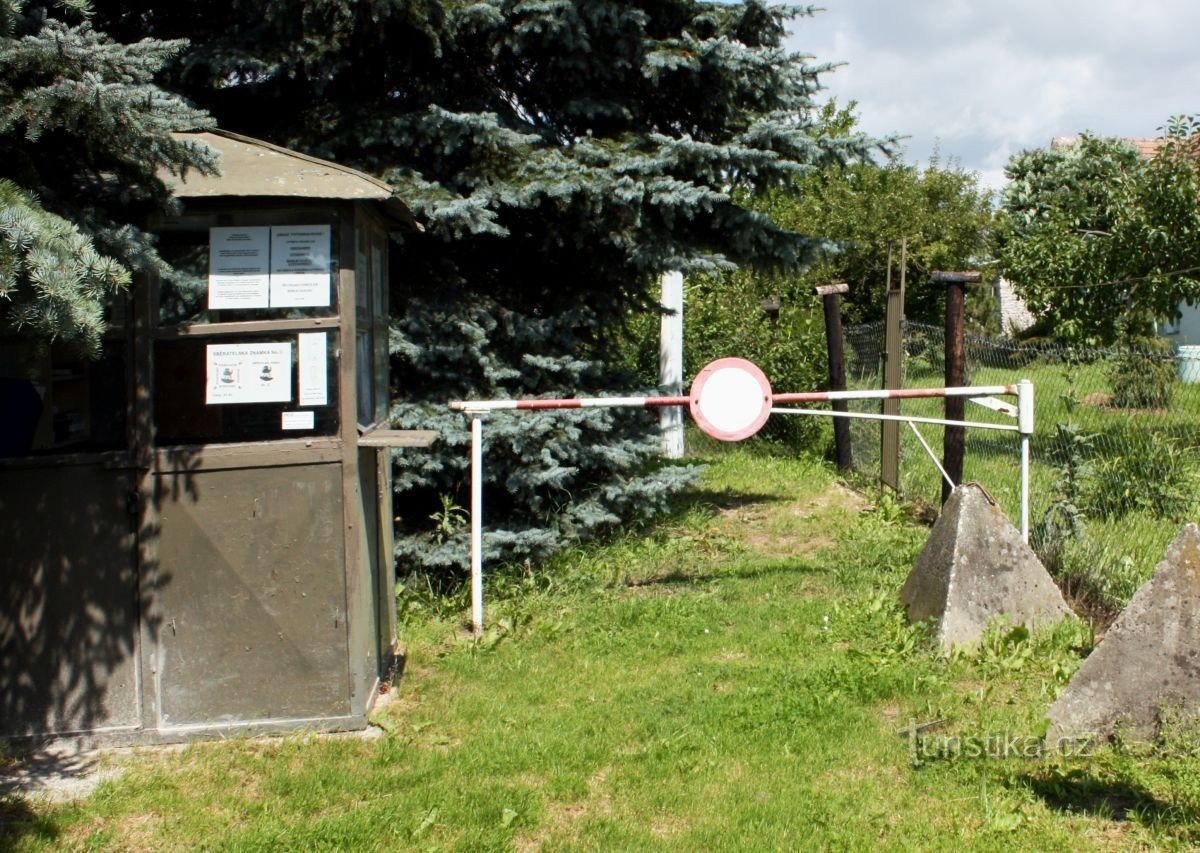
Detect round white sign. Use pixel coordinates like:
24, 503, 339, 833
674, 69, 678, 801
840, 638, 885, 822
689, 358, 772, 441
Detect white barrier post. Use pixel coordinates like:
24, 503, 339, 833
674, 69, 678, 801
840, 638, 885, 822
659, 271, 685, 458
1018, 379, 1034, 543
470, 415, 484, 635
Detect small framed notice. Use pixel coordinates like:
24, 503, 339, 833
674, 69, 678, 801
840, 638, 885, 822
208, 227, 270, 309
281, 410, 316, 430
297, 332, 328, 406
206, 342, 293, 405
270, 225, 332, 307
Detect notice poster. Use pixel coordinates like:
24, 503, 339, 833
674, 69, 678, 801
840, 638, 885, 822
270, 225, 332, 307
281, 410, 316, 430
206, 342, 293, 405
297, 332, 328, 406
208, 227, 270, 309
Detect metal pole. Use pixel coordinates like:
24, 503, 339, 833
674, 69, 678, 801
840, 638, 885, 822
470, 415, 484, 636
1018, 379, 1034, 543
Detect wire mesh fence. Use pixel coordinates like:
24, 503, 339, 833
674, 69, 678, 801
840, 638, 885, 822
842, 320, 1200, 607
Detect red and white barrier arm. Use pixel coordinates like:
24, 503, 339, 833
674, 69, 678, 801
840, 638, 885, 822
450, 395, 688, 412
449, 384, 1019, 413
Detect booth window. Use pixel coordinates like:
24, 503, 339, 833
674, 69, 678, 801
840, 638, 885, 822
157, 216, 340, 327
0, 300, 130, 459
154, 334, 339, 445
355, 227, 389, 427
153, 216, 343, 446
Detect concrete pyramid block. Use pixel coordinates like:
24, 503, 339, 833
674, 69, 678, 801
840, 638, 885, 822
1046, 524, 1200, 744
900, 483, 1073, 652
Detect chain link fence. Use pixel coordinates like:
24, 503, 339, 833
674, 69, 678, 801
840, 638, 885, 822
842, 320, 1200, 611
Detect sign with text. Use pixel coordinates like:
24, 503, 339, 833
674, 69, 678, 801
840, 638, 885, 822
270, 225, 332, 307
207, 225, 332, 309
206, 342, 293, 404
208, 227, 270, 309
298, 332, 328, 406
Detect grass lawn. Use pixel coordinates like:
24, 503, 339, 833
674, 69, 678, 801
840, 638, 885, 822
4, 449, 1200, 850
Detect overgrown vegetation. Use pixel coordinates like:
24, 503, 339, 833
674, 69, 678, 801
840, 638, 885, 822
5, 450, 1199, 849
1109, 341, 1177, 410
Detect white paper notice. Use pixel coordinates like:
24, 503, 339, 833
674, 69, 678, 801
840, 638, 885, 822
209, 227, 270, 309
281, 410, 315, 430
270, 225, 332, 307
298, 332, 328, 406
206, 342, 293, 404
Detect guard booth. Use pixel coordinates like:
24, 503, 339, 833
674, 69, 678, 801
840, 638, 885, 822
0, 130, 431, 744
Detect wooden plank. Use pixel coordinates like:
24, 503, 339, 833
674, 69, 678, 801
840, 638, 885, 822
880, 243, 904, 491
943, 278, 967, 503
357, 429, 437, 448
931, 270, 982, 283
154, 438, 344, 472
157, 316, 340, 339
812, 282, 850, 297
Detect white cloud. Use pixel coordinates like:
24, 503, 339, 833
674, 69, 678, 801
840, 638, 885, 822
789, 1, 1200, 189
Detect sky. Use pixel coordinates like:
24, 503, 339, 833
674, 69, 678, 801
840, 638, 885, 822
787, 0, 1200, 191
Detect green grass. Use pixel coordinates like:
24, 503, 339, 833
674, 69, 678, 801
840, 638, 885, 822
4, 449, 1200, 850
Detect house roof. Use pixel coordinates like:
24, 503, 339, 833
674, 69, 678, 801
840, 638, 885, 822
1050, 135, 1168, 158
162, 129, 419, 228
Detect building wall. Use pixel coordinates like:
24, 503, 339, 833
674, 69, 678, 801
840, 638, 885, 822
995, 278, 1035, 336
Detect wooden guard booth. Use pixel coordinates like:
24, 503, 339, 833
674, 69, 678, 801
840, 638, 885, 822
0, 130, 432, 744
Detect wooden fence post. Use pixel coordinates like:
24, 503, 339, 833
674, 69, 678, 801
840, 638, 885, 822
880, 240, 905, 491
814, 282, 852, 472
932, 270, 981, 503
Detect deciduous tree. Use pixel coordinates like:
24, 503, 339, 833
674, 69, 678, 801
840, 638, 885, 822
997, 119, 1200, 344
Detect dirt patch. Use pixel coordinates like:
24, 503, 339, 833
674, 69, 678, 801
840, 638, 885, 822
716, 482, 868, 559
514, 768, 613, 851
792, 482, 870, 517
650, 813, 689, 838
0, 743, 133, 804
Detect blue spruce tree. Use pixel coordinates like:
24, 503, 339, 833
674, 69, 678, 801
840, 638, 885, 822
0, 0, 216, 352
95, 0, 879, 573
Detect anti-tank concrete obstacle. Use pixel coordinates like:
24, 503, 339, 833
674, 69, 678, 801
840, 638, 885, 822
1046, 523, 1200, 744
900, 483, 1072, 652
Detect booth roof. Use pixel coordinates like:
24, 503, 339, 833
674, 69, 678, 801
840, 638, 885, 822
164, 129, 418, 227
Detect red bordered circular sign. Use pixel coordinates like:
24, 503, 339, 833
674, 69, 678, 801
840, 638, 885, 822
689, 357, 773, 441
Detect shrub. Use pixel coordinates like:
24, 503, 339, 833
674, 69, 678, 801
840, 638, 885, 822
1109, 339, 1176, 409
1083, 427, 1196, 521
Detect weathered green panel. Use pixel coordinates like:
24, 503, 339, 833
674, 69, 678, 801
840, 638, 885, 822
0, 461, 140, 737
155, 462, 349, 726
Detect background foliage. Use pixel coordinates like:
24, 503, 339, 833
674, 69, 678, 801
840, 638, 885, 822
998, 119, 1200, 345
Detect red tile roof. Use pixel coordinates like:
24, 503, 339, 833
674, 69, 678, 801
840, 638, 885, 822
1050, 135, 1167, 157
